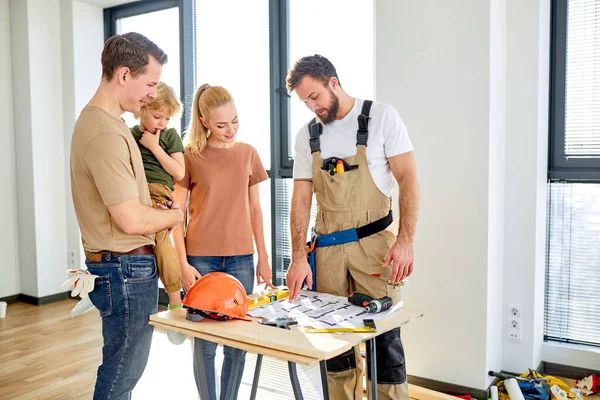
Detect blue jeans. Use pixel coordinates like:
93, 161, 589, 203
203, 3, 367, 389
187, 255, 255, 400
86, 253, 159, 400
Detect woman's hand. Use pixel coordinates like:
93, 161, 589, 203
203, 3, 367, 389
256, 257, 277, 290
181, 262, 201, 292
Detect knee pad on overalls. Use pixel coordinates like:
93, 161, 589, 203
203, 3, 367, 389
366, 328, 406, 384
326, 347, 357, 372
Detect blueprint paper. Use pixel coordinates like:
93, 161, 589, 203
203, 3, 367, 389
247, 290, 404, 329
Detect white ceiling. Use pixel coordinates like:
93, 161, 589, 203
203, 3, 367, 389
75, 0, 137, 9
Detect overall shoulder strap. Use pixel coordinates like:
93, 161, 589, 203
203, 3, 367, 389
356, 100, 373, 146
309, 117, 322, 153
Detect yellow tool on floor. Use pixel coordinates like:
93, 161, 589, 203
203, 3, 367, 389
248, 287, 290, 309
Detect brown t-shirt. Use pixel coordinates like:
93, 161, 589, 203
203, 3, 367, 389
179, 143, 268, 256
70, 106, 154, 253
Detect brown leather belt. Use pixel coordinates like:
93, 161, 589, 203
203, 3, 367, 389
85, 245, 154, 262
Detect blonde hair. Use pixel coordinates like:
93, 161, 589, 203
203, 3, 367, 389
135, 81, 181, 119
185, 84, 234, 155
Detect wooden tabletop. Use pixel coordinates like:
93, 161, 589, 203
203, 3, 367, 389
149, 304, 423, 366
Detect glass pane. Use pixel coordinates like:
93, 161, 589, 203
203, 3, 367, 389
545, 182, 600, 346
194, 0, 271, 169
288, 0, 374, 159
564, 0, 600, 157
276, 1, 374, 281
117, 8, 182, 132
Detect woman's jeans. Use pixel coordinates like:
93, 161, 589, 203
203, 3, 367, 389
187, 255, 255, 400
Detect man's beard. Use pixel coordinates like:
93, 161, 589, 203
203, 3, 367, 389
316, 89, 340, 125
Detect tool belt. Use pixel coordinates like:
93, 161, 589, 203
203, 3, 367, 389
85, 245, 154, 262
306, 211, 393, 290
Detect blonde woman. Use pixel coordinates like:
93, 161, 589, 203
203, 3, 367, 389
173, 84, 275, 400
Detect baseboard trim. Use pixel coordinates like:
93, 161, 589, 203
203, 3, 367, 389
408, 375, 488, 400
0, 294, 20, 304
0, 292, 75, 306
2, 289, 172, 307
19, 292, 74, 306
537, 361, 600, 380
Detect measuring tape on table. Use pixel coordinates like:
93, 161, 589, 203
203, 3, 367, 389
301, 327, 376, 333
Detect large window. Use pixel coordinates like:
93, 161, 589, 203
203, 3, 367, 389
546, 0, 600, 346
106, 0, 373, 285
271, 0, 374, 280
105, 1, 185, 131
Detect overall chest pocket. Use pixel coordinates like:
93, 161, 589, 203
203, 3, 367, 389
318, 167, 360, 207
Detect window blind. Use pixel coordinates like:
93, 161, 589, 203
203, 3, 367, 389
545, 182, 600, 346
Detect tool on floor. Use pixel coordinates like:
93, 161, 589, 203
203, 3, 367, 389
259, 317, 298, 330
488, 371, 550, 383
248, 287, 290, 309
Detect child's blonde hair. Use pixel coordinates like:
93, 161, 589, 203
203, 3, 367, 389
186, 84, 234, 155
135, 81, 181, 119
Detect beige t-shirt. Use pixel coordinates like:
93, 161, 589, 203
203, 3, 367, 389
70, 106, 154, 253
179, 143, 268, 256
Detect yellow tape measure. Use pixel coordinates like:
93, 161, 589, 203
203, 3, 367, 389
302, 327, 376, 333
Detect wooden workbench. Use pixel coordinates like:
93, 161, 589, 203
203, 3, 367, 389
150, 302, 423, 400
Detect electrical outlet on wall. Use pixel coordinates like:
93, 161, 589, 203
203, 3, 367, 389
506, 304, 522, 343
507, 330, 521, 343
509, 305, 522, 318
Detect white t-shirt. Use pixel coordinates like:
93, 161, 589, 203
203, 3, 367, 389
293, 99, 414, 197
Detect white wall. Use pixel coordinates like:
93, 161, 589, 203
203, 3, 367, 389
0, 0, 21, 298
486, 0, 507, 379
502, 0, 550, 372
10, 0, 38, 297
376, 0, 500, 389
62, 0, 104, 271
6, 0, 103, 298
72, 1, 103, 113
377, 0, 596, 387
28, 0, 69, 297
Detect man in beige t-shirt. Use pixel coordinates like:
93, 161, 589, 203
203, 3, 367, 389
70, 32, 183, 400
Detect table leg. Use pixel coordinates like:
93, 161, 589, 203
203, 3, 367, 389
319, 360, 329, 400
368, 338, 378, 400
288, 361, 305, 400
249, 354, 263, 400
192, 338, 211, 400
224, 348, 244, 400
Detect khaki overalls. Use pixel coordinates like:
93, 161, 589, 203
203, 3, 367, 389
309, 100, 409, 400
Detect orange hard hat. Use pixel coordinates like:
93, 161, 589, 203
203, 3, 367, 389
183, 272, 251, 321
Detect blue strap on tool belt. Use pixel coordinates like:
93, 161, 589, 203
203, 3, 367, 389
306, 211, 393, 290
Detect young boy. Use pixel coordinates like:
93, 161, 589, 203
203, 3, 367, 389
131, 82, 185, 315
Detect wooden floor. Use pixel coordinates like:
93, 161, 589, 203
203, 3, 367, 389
0, 300, 455, 400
